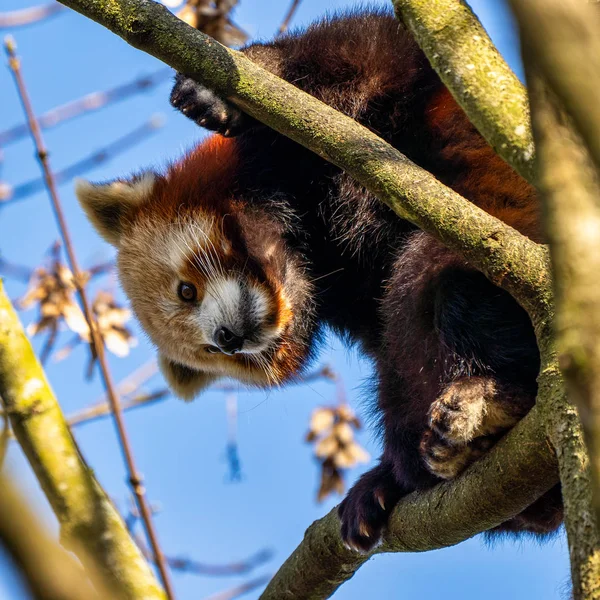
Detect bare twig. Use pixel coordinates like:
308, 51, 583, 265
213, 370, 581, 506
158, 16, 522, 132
277, 0, 301, 35
0, 256, 33, 282
203, 576, 271, 600
135, 530, 273, 577
67, 364, 336, 430
68, 389, 170, 427
0, 68, 170, 146
0, 116, 164, 203
0, 3, 65, 29
225, 394, 241, 481
4, 36, 174, 600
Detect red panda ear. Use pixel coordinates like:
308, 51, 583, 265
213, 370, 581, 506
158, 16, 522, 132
74, 172, 157, 246
158, 355, 219, 401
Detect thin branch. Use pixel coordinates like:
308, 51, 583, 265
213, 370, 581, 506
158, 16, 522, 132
65, 364, 335, 430
0, 281, 164, 598
69, 390, 170, 427
277, 0, 301, 36
203, 576, 271, 600
0, 68, 170, 146
393, 0, 535, 184
0, 256, 33, 282
4, 37, 173, 600
526, 71, 600, 600
135, 530, 274, 577
0, 116, 164, 203
0, 3, 65, 29
508, 0, 600, 178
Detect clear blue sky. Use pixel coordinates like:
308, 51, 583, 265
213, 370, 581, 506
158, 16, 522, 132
0, 1, 570, 599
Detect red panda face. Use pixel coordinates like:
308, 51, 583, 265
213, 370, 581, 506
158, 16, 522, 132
75, 137, 305, 400
116, 205, 294, 388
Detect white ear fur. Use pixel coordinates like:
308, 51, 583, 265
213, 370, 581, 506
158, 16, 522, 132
159, 355, 218, 401
74, 172, 156, 246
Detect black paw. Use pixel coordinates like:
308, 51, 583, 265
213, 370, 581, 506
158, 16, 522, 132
338, 464, 403, 553
170, 73, 248, 136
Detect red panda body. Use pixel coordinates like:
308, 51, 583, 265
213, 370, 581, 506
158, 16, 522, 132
78, 9, 562, 552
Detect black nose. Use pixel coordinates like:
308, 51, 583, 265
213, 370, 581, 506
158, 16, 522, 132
214, 326, 244, 355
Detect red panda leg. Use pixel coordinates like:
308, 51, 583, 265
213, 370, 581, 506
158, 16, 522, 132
338, 461, 406, 553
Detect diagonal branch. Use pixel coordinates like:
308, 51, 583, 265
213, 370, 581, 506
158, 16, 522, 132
0, 3, 65, 29
261, 407, 557, 599
0, 281, 164, 598
0, 69, 170, 146
524, 67, 600, 600
393, 0, 535, 185
4, 37, 173, 598
55, 0, 551, 326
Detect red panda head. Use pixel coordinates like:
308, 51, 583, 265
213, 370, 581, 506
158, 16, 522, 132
76, 136, 311, 400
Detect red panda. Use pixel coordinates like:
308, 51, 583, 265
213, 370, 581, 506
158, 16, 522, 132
76, 9, 562, 552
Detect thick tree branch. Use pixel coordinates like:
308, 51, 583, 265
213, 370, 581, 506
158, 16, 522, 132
393, 0, 535, 184
0, 280, 165, 599
262, 407, 557, 599
0, 473, 114, 600
56, 0, 551, 326
526, 72, 600, 599
508, 0, 600, 179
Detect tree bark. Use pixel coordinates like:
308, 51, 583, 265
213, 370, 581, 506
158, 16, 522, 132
526, 71, 600, 600
0, 281, 165, 599
393, 0, 536, 184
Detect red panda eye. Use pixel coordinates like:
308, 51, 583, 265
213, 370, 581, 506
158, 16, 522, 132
177, 282, 197, 302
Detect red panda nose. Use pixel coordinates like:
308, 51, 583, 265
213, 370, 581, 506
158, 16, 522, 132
214, 326, 245, 355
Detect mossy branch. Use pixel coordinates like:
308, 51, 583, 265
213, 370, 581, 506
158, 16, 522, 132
508, 0, 600, 178
393, 0, 535, 185
0, 280, 165, 599
525, 70, 600, 600
262, 407, 557, 599
56, 0, 550, 325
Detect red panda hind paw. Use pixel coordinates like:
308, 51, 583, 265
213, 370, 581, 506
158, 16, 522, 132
170, 73, 247, 136
419, 429, 495, 480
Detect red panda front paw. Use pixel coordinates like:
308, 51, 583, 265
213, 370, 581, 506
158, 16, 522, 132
338, 464, 403, 553
170, 73, 248, 136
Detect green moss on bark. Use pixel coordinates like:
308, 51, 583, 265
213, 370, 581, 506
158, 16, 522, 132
0, 281, 165, 599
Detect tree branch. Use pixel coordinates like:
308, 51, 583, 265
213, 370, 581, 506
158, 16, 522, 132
525, 69, 600, 600
393, 0, 535, 185
56, 0, 551, 326
0, 3, 65, 29
0, 69, 170, 146
261, 407, 557, 599
508, 0, 600, 178
0, 281, 165, 598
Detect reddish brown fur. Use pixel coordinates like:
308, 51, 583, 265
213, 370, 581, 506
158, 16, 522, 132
425, 88, 542, 240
